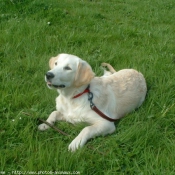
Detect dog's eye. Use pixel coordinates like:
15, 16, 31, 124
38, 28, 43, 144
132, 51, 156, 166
55, 62, 57, 66
64, 66, 72, 70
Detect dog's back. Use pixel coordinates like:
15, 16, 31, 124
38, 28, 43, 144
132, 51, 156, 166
91, 68, 147, 119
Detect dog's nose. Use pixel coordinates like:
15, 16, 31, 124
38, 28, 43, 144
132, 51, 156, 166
46, 72, 55, 79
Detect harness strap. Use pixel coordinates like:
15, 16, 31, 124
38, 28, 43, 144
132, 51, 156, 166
91, 105, 118, 122
73, 85, 118, 122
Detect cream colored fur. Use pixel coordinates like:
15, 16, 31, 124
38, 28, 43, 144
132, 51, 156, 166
38, 53, 147, 152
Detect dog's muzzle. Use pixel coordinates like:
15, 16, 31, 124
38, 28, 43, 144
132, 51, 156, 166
45, 72, 65, 89
46, 72, 55, 80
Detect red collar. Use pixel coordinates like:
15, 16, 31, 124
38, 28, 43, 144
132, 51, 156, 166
72, 86, 90, 99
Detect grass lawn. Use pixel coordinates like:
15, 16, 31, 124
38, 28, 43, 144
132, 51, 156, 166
0, 0, 175, 174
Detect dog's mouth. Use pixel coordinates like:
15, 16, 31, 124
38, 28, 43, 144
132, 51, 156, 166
47, 82, 65, 89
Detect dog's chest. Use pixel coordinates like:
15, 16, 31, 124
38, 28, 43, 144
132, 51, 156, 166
56, 97, 86, 124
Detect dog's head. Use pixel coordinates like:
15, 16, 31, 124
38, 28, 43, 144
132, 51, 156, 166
45, 53, 95, 89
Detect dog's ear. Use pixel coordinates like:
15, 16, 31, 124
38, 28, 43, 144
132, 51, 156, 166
74, 60, 95, 87
49, 57, 58, 69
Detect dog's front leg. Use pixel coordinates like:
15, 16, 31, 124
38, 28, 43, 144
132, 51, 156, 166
38, 111, 62, 131
68, 122, 115, 152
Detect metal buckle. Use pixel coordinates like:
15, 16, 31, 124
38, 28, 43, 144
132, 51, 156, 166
88, 92, 95, 109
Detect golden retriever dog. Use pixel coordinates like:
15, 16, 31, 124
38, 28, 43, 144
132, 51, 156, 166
38, 53, 147, 151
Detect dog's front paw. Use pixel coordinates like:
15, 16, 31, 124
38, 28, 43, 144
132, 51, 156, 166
68, 138, 81, 152
68, 136, 86, 152
38, 123, 50, 131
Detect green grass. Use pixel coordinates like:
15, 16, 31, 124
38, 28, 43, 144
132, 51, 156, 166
1, 0, 175, 174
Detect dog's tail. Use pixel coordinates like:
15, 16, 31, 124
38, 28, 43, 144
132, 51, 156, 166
101, 63, 116, 74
